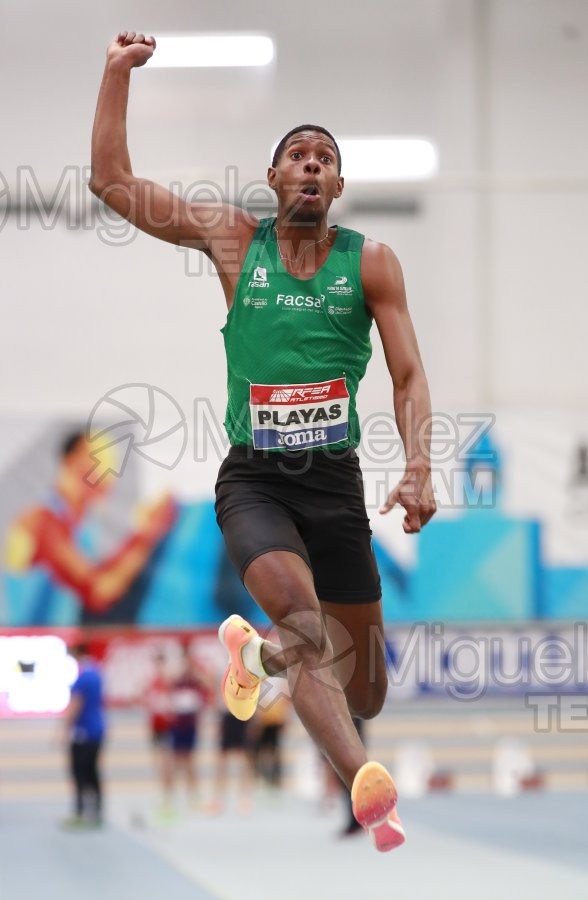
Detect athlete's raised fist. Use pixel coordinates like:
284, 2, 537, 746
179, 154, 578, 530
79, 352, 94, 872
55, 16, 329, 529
107, 32, 156, 68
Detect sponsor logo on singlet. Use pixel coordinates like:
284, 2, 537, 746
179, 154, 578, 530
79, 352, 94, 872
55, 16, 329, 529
327, 304, 353, 315
243, 296, 268, 308
327, 275, 353, 296
250, 378, 349, 450
249, 266, 269, 288
276, 293, 325, 309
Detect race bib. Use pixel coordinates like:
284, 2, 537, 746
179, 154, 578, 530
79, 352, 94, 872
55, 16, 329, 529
250, 378, 349, 450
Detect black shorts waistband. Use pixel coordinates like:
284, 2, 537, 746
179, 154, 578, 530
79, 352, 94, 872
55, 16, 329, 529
226, 444, 358, 467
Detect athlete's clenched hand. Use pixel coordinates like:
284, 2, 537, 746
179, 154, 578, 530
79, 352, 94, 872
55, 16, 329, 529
107, 31, 156, 68
379, 466, 436, 534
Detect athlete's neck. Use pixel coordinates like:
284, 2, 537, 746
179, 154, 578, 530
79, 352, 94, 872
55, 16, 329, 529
274, 217, 332, 255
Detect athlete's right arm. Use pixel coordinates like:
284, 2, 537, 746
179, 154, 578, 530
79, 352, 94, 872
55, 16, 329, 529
89, 32, 256, 260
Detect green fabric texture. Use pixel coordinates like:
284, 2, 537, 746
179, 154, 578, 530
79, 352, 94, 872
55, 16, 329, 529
222, 217, 373, 450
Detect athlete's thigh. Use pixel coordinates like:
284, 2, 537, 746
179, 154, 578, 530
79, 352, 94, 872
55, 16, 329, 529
243, 549, 319, 624
217, 479, 312, 585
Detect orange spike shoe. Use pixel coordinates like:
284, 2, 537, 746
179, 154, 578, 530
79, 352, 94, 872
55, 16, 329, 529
218, 615, 262, 722
351, 761, 406, 852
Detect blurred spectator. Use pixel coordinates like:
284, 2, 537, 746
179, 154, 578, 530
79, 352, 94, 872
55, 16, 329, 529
319, 716, 365, 833
168, 644, 213, 808
61, 642, 105, 829
321, 751, 343, 812
3, 430, 177, 625
250, 683, 290, 790
144, 650, 174, 811
338, 718, 365, 837
207, 711, 255, 815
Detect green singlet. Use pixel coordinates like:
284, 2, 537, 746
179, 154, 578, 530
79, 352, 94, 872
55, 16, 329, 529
222, 217, 373, 451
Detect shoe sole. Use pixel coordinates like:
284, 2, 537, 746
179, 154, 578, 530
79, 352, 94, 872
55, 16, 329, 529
219, 615, 260, 722
351, 761, 406, 852
221, 667, 260, 721
366, 815, 406, 852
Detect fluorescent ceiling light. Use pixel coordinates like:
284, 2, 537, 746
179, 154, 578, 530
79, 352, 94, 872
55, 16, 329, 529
146, 35, 274, 68
338, 138, 438, 182
270, 137, 438, 181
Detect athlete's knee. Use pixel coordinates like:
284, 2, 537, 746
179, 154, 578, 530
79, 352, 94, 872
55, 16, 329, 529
349, 694, 385, 720
248, 556, 316, 627
348, 693, 384, 720
275, 605, 332, 668
347, 674, 388, 719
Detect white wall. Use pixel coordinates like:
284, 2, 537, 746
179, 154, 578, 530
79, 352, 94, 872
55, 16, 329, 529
1, 0, 587, 422
487, 0, 588, 410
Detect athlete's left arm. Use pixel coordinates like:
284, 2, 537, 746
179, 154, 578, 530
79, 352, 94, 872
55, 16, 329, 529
361, 240, 437, 533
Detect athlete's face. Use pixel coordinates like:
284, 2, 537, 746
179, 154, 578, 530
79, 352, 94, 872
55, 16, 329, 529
267, 131, 344, 223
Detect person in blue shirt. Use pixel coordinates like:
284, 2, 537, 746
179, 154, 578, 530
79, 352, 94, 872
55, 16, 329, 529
62, 643, 106, 828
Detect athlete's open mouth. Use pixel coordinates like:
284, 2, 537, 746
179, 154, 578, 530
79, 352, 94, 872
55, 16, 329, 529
300, 185, 319, 196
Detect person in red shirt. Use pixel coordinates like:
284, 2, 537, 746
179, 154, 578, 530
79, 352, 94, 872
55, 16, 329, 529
168, 644, 214, 808
144, 650, 174, 811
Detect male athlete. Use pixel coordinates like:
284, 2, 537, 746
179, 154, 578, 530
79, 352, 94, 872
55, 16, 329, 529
91, 31, 436, 851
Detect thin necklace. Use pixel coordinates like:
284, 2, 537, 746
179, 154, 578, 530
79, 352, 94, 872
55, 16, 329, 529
274, 224, 330, 267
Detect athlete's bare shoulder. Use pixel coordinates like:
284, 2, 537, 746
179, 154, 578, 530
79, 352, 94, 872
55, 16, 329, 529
361, 237, 402, 273
360, 238, 406, 312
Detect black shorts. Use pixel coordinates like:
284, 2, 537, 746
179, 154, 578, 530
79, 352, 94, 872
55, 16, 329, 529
254, 723, 283, 752
214, 446, 381, 604
220, 712, 251, 751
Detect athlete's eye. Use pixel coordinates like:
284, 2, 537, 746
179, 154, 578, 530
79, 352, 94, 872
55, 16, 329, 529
321, 155, 333, 164
290, 151, 303, 160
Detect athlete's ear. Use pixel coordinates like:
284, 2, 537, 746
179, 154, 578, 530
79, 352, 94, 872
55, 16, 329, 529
335, 175, 344, 199
267, 166, 277, 191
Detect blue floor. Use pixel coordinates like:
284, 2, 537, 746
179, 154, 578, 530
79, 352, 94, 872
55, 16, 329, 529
2, 791, 586, 900
0, 800, 218, 900
403, 792, 588, 874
